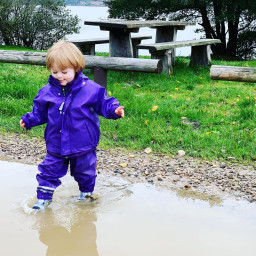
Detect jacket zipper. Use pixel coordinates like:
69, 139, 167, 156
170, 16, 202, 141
59, 101, 65, 111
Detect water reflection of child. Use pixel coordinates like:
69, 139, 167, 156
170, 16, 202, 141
20, 41, 124, 210
37, 209, 98, 256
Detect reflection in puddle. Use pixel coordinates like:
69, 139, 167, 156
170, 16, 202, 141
175, 188, 223, 206
35, 208, 98, 256
1, 160, 256, 256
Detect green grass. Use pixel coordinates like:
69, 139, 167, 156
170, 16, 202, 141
1, 45, 256, 164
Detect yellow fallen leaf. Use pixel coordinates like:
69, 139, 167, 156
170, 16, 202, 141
119, 163, 127, 167
205, 131, 212, 135
152, 106, 158, 111
108, 91, 112, 96
145, 120, 148, 125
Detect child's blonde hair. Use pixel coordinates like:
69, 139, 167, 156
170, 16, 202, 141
46, 41, 85, 72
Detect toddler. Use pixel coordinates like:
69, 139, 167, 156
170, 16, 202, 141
20, 41, 124, 210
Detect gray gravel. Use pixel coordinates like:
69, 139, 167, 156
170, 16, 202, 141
1, 133, 256, 203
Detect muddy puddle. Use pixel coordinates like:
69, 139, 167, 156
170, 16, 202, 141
1, 160, 256, 256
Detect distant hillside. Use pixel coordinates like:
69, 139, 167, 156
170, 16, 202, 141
65, 0, 105, 6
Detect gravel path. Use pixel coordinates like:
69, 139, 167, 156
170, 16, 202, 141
1, 133, 256, 203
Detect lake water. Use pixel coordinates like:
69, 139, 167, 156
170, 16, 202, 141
1, 160, 256, 256
66, 6, 204, 57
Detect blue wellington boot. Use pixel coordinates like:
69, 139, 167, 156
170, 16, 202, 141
78, 192, 93, 200
32, 199, 52, 210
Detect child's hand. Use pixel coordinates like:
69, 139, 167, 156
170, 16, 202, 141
20, 119, 26, 128
115, 106, 124, 117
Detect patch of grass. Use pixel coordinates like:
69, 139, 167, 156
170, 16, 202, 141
0, 46, 256, 164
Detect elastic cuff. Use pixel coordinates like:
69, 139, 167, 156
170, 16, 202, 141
37, 186, 54, 200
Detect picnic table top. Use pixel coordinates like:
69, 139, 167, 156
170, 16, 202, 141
84, 19, 196, 29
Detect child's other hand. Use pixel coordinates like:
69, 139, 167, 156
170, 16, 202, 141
20, 119, 26, 128
115, 106, 124, 117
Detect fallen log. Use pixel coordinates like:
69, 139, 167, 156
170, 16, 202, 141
0, 50, 163, 88
210, 65, 256, 83
0, 50, 162, 73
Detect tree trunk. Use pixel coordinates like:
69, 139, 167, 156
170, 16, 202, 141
226, 4, 240, 57
199, 5, 216, 39
227, 22, 238, 57
199, 4, 226, 56
212, 0, 227, 55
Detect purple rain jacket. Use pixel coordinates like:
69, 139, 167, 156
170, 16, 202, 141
21, 72, 121, 156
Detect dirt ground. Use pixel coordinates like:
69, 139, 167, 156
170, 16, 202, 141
1, 133, 256, 203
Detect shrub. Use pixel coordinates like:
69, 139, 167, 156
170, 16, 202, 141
0, 0, 80, 50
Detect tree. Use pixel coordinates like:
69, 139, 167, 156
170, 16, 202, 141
0, 0, 80, 50
104, 0, 256, 59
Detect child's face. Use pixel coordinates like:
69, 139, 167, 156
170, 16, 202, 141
51, 66, 76, 86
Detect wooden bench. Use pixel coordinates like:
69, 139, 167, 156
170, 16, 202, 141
136, 39, 221, 74
68, 35, 152, 57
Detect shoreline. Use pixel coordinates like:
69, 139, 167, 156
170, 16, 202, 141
1, 132, 256, 203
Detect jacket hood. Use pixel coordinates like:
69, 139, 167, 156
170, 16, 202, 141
48, 72, 88, 91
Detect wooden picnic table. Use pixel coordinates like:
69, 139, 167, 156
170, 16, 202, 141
84, 20, 195, 58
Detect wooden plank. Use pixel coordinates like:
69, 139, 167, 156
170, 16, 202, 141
69, 35, 153, 56
68, 35, 152, 45
84, 20, 195, 29
210, 65, 256, 83
137, 39, 221, 50
68, 38, 109, 44
0, 50, 163, 73
132, 35, 152, 40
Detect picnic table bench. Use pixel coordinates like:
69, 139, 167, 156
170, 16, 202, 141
69, 35, 152, 57
137, 39, 221, 74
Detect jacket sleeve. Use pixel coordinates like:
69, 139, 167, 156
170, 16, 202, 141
93, 86, 121, 120
21, 88, 49, 130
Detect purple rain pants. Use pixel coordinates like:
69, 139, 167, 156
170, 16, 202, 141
36, 150, 97, 200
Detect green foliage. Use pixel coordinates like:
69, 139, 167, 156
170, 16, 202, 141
105, 0, 256, 60
237, 30, 256, 60
0, 0, 80, 50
